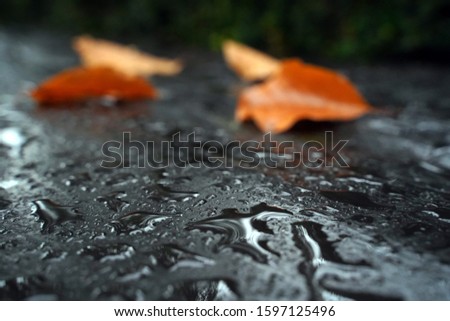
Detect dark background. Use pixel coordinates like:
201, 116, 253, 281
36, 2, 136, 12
1, 0, 449, 62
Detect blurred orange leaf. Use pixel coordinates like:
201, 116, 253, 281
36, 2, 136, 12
223, 40, 281, 81
73, 36, 183, 77
237, 59, 372, 133
31, 67, 157, 105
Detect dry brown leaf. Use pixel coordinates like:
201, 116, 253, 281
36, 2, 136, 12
31, 66, 157, 105
222, 40, 281, 81
73, 36, 183, 77
237, 59, 372, 133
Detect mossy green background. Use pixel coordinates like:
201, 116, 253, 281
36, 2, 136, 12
1, 0, 449, 62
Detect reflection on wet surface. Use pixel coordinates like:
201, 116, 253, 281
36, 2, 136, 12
187, 203, 295, 264
0, 30, 450, 300
33, 199, 83, 233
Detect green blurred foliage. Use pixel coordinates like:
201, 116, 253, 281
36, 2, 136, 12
1, 0, 449, 61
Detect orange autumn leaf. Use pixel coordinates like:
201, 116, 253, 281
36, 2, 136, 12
73, 36, 183, 77
223, 40, 281, 81
237, 59, 372, 133
31, 66, 157, 105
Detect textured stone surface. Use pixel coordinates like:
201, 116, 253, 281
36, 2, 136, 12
0, 30, 449, 300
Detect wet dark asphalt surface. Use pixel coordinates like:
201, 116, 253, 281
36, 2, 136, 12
0, 30, 450, 300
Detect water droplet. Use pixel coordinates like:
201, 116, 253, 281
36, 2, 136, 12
78, 243, 135, 262
0, 179, 20, 190
293, 222, 372, 300
143, 184, 199, 201
336, 176, 382, 186
0, 239, 18, 250
351, 214, 375, 224
293, 222, 355, 267
0, 188, 11, 210
0, 127, 27, 158
150, 244, 215, 271
110, 211, 170, 234
187, 203, 293, 263
104, 173, 138, 186
421, 146, 450, 173
32, 199, 83, 232
40, 249, 67, 261
402, 222, 434, 236
194, 199, 207, 207
0, 275, 52, 300
320, 286, 401, 301
63, 172, 91, 187
95, 191, 129, 212
117, 266, 152, 283
424, 207, 450, 221
163, 279, 239, 300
